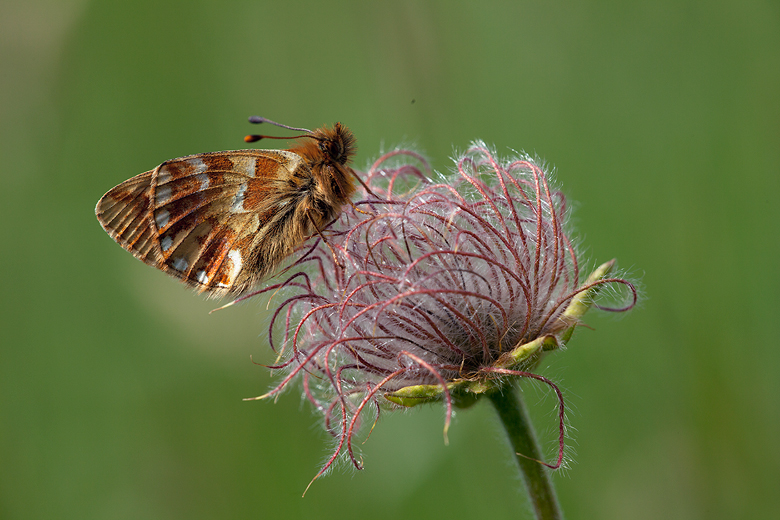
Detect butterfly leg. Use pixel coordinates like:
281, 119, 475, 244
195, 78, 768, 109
348, 200, 374, 216
306, 210, 345, 270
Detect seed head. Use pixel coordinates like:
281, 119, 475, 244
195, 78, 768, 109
243, 142, 637, 484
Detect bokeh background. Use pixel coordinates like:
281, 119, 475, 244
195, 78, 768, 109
3, 1, 778, 519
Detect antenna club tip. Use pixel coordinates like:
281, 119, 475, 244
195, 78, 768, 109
248, 116, 266, 124
245, 134, 262, 143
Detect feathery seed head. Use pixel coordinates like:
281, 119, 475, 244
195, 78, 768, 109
245, 143, 637, 481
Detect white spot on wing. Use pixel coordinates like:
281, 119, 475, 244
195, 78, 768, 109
217, 249, 243, 287
186, 157, 208, 175
193, 173, 209, 190
277, 150, 302, 173
154, 208, 169, 229
229, 249, 242, 276
231, 183, 248, 212
171, 257, 188, 272
196, 270, 209, 284
155, 185, 172, 205
161, 235, 173, 251
158, 165, 171, 184
233, 156, 257, 177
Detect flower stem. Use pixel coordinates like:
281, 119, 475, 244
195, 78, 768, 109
487, 386, 563, 520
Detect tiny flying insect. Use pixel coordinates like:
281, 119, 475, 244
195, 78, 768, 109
95, 117, 362, 297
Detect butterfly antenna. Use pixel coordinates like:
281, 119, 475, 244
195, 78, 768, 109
245, 116, 314, 143
248, 116, 311, 133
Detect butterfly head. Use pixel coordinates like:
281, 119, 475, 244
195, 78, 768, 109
311, 122, 356, 167
245, 117, 356, 167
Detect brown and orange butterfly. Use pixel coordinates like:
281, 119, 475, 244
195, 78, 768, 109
95, 117, 359, 298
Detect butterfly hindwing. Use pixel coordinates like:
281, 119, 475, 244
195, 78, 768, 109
95, 171, 159, 264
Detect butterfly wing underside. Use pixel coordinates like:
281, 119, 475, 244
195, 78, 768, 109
96, 149, 306, 297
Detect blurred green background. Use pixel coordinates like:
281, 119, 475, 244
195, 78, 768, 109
2, 1, 778, 519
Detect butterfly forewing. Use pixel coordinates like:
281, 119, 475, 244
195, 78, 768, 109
96, 149, 306, 297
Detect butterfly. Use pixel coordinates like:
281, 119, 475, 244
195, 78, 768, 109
95, 117, 358, 298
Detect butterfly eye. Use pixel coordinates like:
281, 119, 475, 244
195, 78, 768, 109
334, 142, 345, 162
320, 139, 345, 164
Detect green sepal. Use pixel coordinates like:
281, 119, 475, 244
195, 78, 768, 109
384, 379, 491, 409
497, 334, 557, 367
384, 384, 448, 407
559, 259, 615, 344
